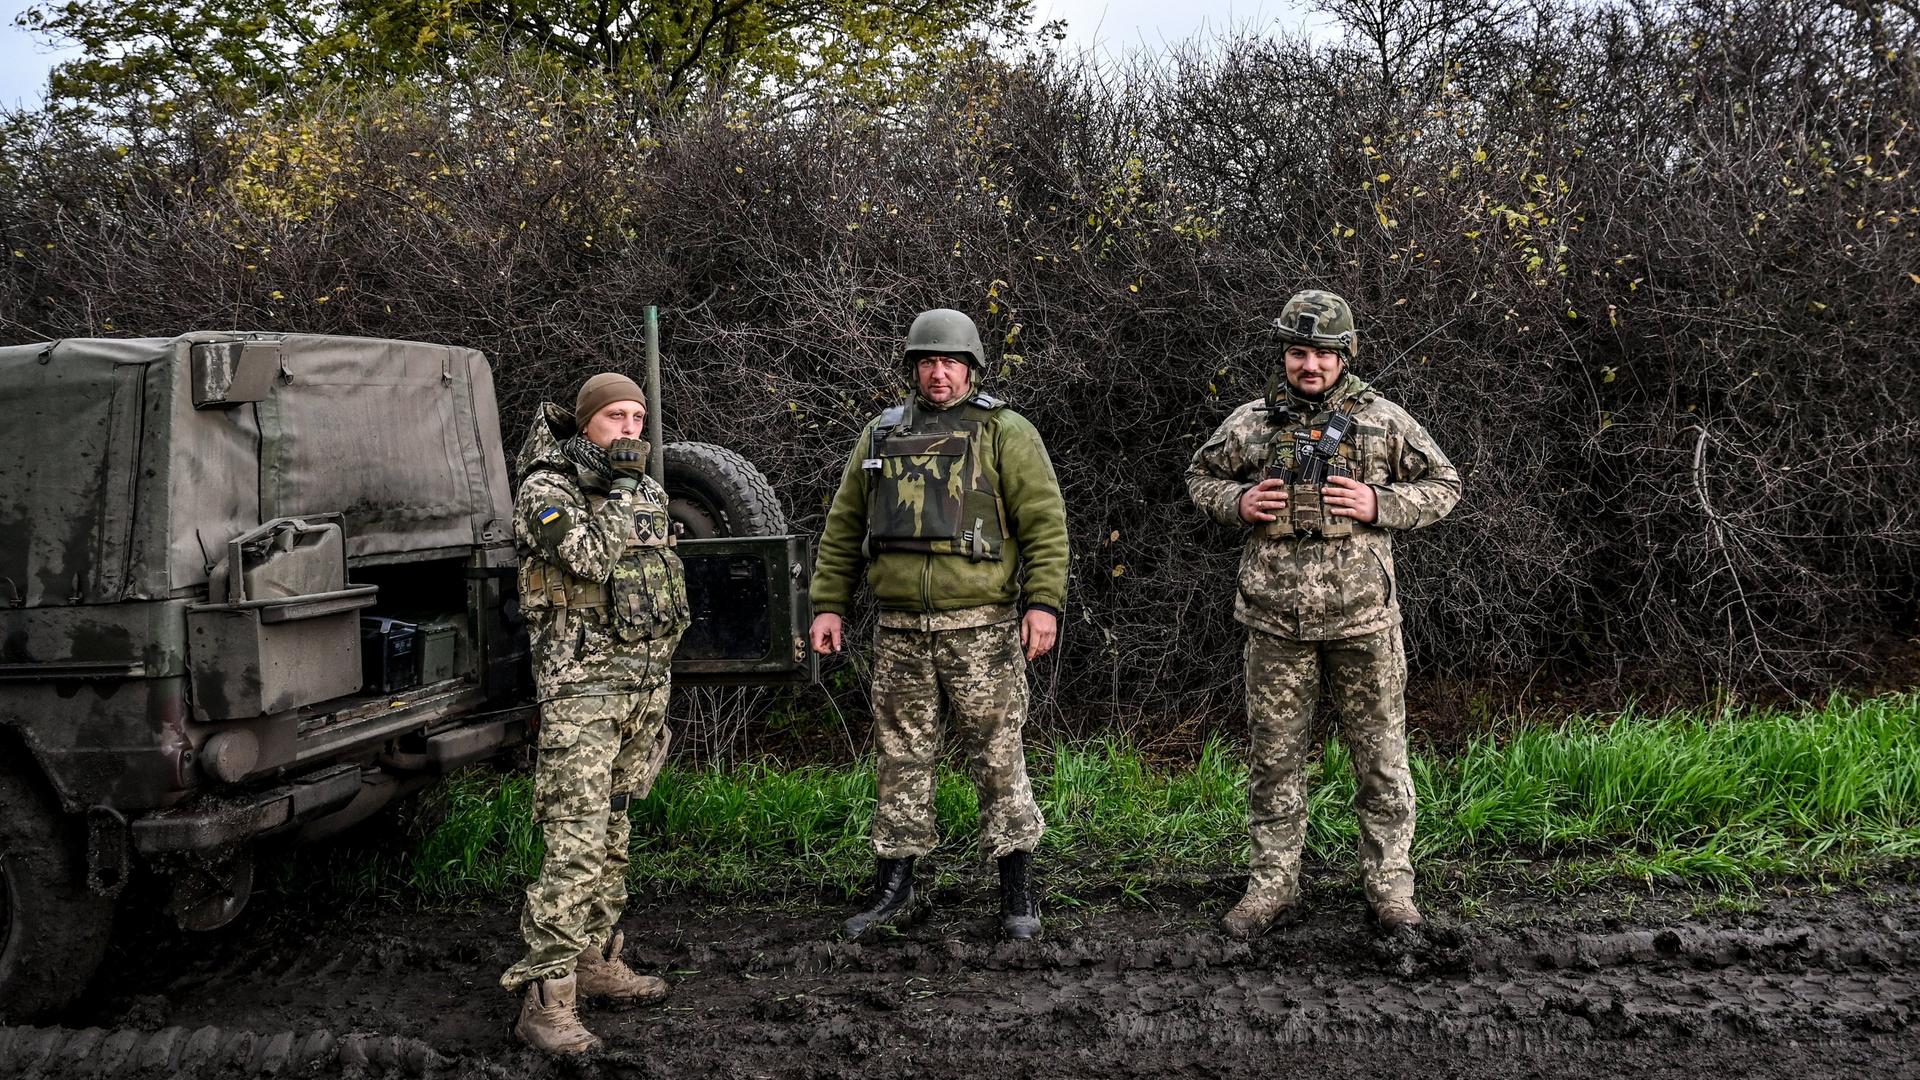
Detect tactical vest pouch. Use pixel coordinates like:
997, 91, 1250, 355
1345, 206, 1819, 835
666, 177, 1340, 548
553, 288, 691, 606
1259, 485, 1347, 539
608, 548, 690, 643
1260, 417, 1358, 540
518, 559, 610, 611
1292, 480, 1354, 538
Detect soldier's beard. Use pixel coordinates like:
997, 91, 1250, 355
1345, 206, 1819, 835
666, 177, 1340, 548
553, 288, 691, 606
1289, 380, 1329, 403
1288, 364, 1343, 402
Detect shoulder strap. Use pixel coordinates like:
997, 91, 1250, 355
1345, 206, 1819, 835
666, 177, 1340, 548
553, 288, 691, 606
869, 402, 910, 463
970, 392, 1005, 410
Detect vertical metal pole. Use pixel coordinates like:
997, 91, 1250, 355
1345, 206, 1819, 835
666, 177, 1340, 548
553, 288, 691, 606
645, 305, 665, 486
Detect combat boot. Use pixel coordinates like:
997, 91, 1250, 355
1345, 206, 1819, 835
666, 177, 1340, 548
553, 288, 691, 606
998, 850, 1041, 940
843, 856, 916, 941
575, 931, 669, 1003
1373, 896, 1426, 933
1221, 881, 1298, 940
514, 973, 601, 1055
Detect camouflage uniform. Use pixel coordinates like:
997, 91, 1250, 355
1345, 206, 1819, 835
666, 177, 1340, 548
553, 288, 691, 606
870, 610, 1044, 858
1187, 371, 1459, 904
501, 403, 690, 992
812, 392, 1069, 860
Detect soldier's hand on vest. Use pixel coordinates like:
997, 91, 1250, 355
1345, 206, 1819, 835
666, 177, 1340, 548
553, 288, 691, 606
810, 612, 844, 655
1239, 478, 1290, 524
1323, 475, 1379, 524
608, 438, 649, 482
1021, 609, 1058, 661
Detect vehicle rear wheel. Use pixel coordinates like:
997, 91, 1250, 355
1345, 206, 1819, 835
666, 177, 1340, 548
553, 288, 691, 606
662, 441, 787, 539
0, 762, 116, 1021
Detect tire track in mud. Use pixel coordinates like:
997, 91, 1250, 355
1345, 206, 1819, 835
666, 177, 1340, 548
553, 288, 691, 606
33, 895, 1920, 1079
698, 920, 1920, 979
677, 919, 1920, 1056
0, 1025, 443, 1077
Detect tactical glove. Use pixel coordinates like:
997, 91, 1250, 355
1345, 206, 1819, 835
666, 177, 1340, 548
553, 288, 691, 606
608, 437, 649, 492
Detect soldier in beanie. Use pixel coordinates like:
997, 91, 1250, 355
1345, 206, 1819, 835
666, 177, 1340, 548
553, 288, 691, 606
1186, 291, 1460, 939
499, 372, 690, 1053
808, 308, 1069, 942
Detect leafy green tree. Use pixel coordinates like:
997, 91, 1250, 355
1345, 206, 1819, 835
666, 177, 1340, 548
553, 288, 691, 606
15, 0, 1037, 120
16, 1, 373, 120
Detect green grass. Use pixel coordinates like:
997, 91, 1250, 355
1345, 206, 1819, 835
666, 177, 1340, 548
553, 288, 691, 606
341, 693, 1920, 902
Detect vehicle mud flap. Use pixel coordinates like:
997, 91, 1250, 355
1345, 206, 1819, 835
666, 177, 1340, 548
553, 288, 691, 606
0, 761, 118, 1021
85, 806, 131, 899
167, 851, 255, 932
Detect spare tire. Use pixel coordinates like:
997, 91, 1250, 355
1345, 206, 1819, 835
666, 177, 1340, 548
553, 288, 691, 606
662, 441, 787, 539
0, 761, 115, 1021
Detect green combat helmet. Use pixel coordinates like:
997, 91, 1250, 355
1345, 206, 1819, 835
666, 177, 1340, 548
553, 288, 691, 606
904, 308, 985, 370
1272, 290, 1359, 359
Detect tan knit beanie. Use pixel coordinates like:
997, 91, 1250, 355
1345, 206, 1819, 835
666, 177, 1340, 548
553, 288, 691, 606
574, 372, 646, 424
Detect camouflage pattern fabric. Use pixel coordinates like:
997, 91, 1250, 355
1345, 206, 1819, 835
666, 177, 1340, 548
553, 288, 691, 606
1272, 289, 1360, 358
513, 406, 691, 699
866, 400, 1006, 559
1244, 626, 1415, 903
810, 394, 1069, 618
1185, 372, 1461, 641
502, 403, 688, 993
869, 617, 1045, 859
598, 478, 689, 645
878, 602, 1018, 632
500, 685, 675, 992
1188, 369, 1455, 905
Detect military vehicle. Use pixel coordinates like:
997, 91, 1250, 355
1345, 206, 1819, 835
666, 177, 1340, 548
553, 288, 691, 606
0, 330, 813, 1020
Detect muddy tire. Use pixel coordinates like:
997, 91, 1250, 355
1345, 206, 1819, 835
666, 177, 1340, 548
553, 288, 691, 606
662, 441, 787, 539
0, 762, 115, 1022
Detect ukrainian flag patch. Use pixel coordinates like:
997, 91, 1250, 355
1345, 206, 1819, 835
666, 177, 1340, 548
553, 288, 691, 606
536, 506, 562, 526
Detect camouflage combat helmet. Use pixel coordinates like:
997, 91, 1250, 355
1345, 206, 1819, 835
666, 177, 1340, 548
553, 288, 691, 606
1272, 290, 1358, 359
903, 308, 985, 370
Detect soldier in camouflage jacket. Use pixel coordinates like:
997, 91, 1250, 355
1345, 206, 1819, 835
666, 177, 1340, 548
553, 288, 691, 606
1186, 291, 1460, 940
500, 373, 691, 1054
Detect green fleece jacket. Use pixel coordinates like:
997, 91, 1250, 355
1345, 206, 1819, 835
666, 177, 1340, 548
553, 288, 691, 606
810, 395, 1069, 616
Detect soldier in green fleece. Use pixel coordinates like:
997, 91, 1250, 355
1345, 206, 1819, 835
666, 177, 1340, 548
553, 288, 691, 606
809, 308, 1069, 942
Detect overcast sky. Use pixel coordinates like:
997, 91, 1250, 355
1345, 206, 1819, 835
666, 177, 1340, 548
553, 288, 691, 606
0, 0, 1319, 110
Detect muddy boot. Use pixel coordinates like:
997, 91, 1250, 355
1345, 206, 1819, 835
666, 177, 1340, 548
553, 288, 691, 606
575, 931, 669, 1003
843, 856, 916, 941
514, 974, 601, 1055
1221, 881, 1297, 940
998, 850, 1041, 940
1373, 896, 1425, 933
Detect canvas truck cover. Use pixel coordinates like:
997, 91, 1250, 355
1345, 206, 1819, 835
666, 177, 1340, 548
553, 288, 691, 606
0, 332, 513, 607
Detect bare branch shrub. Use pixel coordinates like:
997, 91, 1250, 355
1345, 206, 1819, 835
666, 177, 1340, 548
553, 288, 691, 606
2, 0, 1915, 753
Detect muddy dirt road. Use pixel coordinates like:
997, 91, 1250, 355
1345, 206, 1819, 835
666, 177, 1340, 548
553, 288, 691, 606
7, 876, 1918, 1079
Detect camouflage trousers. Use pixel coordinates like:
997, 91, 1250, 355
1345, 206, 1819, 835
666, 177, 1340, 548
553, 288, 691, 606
869, 620, 1045, 860
500, 685, 672, 992
1244, 625, 1415, 903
